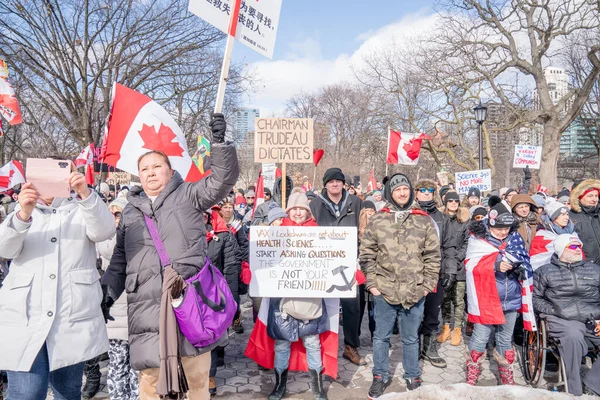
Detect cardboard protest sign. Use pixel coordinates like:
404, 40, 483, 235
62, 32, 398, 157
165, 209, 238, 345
513, 145, 542, 169
455, 169, 492, 195
254, 118, 313, 163
106, 172, 131, 186
188, 0, 282, 59
262, 163, 276, 192
249, 226, 358, 298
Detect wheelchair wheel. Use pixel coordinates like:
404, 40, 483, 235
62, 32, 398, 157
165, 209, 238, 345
521, 319, 547, 387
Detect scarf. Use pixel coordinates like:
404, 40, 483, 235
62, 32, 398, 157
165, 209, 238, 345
157, 266, 189, 398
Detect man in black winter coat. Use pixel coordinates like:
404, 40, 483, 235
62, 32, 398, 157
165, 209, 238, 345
309, 167, 366, 366
533, 233, 600, 397
569, 179, 600, 265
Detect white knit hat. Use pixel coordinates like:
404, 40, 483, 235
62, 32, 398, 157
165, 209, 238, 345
544, 197, 569, 222
285, 193, 311, 213
553, 233, 582, 258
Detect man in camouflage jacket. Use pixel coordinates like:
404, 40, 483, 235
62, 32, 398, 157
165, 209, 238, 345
359, 173, 440, 398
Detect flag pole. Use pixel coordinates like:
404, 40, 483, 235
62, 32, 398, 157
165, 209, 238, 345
214, 0, 242, 114
385, 125, 390, 177
281, 162, 287, 210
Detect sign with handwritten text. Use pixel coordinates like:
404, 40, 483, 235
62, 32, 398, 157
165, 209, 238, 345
455, 169, 492, 195
248, 226, 357, 298
513, 145, 542, 169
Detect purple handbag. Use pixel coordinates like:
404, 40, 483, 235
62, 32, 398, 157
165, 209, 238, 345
144, 215, 237, 348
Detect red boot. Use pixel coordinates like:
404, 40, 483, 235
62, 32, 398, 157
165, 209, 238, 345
494, 349, 516, 385
466, 350, 484, 386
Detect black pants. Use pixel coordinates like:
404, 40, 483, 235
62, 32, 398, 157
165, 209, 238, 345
342, 285, 366, 348
419, 281, 444, 337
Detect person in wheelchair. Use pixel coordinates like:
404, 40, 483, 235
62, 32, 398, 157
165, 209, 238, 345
533, 233, 600, 396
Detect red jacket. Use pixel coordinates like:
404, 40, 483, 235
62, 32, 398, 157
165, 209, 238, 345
280, 217, 318, 227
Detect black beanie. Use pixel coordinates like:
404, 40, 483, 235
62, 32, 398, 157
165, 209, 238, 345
362, 200, 376, 211
488, 203, 515, 228
385, 173, 413, 211
468, 187, 481, 198
440, 185, 451, 199
557, 188, 570, 199
323, 167, 345, 186
444, 191, 460, 204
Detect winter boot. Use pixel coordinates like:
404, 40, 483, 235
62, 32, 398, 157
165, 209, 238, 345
422, 335, 447, 368
494, 349, 516, 385
466, 350, 484, 386
450, 327, 463, 346
209, 377, 217, 396
437, 324, 451, 343
233, 317, 244, 334
343, 345, 367, 366
309, 369, 327, 400
405, 377, 422, 390
268, 369, 288, 400
82, 358, 102, 400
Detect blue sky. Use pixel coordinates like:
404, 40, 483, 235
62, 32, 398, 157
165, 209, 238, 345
227, 0, 439, 115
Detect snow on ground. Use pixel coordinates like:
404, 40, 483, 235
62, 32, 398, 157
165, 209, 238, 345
380, 383, 597, 399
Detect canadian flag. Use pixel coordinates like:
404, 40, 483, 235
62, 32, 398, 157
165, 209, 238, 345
0, 160, 25, 192
245, 298, 340, 379
536, 184, 548, 194
75, 143, 95, 167
529, 229, 556, 271
386, 130, 431, 165
253, 173, 265, 213
367, 168, 377, 193
100, 83, 202, 181
0, 58, 23, 125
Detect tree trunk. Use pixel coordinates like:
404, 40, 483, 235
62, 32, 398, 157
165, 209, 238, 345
539, 124, 561, 193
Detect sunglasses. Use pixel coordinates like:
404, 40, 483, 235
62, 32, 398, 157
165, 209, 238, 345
447, 199, 459, 203
418, 188, 435, 193
112, 212, 122, 219
567, 244, 582, 250
246, 197, 255, 199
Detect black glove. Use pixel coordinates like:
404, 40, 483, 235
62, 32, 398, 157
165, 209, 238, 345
101, 284, 116, 323
209, 112, 226, 144
524, 165, 531, 179
440, 273, 456, 291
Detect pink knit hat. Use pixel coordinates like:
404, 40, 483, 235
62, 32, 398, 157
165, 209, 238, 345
285, 193, 311, 213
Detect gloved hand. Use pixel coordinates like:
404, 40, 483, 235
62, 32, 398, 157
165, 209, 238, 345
355, 270, 366, 285
440, 273, 456, 291
524, 165, 531, 179
101, 284, 116, 323
241, 261, 252, 284
209, 112, 226, 144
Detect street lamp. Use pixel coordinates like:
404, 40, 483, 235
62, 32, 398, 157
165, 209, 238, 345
474, 102, 488, 170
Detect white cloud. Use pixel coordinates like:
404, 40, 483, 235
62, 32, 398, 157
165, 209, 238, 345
246, 11, 440, 116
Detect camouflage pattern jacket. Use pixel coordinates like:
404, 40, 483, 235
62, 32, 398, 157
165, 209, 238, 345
359, 202, 441, 308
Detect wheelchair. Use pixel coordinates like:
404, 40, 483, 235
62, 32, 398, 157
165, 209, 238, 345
521, 316, 599, 393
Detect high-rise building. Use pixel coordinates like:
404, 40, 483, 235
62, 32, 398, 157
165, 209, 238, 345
232, 107, 260, 147
532, 67, 572, 114
560, 117, 599, 156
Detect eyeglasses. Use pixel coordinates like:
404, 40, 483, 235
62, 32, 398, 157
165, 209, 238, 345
112, 212, 122, 219
246, 197, 255, 199
567, 244, 582, 250
418, 188, 435, 193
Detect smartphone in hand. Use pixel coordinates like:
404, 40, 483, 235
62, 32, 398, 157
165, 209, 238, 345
26, 158, 73, 198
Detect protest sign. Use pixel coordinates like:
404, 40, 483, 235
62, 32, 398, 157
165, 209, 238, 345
188, 0, 282, 59
262, 163, 276, 192
436, 171, 449, 186
249, 226, 358, 298
254, 118, 314, 163
106, 172, 131, 186
455, 169, 492, 195
513, 145, 542, 169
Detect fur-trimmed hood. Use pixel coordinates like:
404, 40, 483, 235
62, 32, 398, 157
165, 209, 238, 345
570, 179, 600, 213
469, 219, 520, 239
414, 179, 442, 208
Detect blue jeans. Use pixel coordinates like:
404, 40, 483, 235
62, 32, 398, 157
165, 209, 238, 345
7, 343, 85, 400
274, 334, 322, 373
468, 310, 518, 354
372, 295, 425, 380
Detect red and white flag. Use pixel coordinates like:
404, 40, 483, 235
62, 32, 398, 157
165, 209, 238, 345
0, 58, 22, 125
245, 298, 340, 378
386, 130, 430, 165
75, 143, 95, 167
536, 184, 548, 194
0, 160, 25, 192
100, 83, 202, 181
529, 229, 555, 271
254, 173, 265, 212
367, 168, 377, 193
0, 119, 3, 137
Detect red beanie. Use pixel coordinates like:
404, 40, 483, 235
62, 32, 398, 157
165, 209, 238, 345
579, 188, 600, 200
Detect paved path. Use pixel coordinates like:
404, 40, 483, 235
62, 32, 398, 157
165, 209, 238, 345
33, 296, 575, 399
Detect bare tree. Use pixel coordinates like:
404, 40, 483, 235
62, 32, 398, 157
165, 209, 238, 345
431, 0, 600, 192
0, 0, 248, 157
